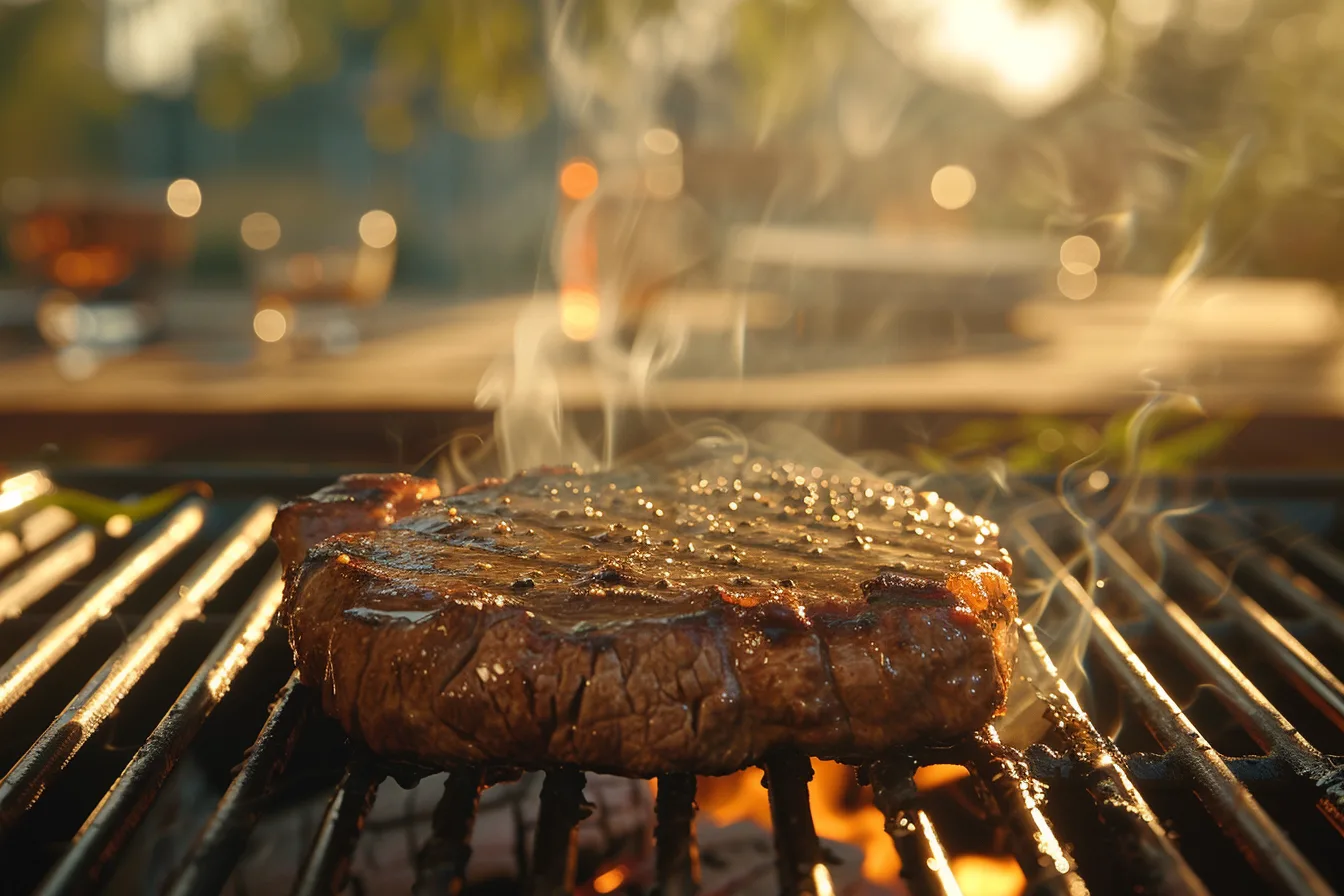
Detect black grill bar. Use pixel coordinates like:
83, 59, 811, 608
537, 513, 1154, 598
412, 767, 485, 896
1193, 516, 1344, 645
33, 565, 286, 896
1255, 513, 1344, 587
1098, 523, 1344, 825
0, 500, 274, 829
0, 526, 97, 621
653, 773, 700, 896
1017, 623, 1208, 895
164, 673, 314, 896
763, 752, 828, 896
1015, 510, 1335, 895
1161, 523, 1344, 728
869, 757, 963, 896
9, 473, 1344, 896
291, 757, 384, 896
965, 726, 1087, 896
0, 499, 206, 718
527, 768, 589, 896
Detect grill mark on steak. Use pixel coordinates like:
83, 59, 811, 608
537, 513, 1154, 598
281, 459, 1018, 775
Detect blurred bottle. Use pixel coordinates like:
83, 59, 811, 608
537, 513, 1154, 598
4, 180, 196, 361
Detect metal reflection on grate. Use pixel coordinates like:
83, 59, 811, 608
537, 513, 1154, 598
0, 471, 1341, 896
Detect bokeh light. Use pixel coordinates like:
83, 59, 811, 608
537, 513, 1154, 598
559, 287, 600, 341
930, 165, 976, 210
559, 159, 599, 201
253, 308, 288, 343
643, 128, 681, 155
241, 212, 282, 250
166, 178, 202, 218
1060, 235, 1101, 274
359, 210, 397, 248
1058, 267, 1098, 300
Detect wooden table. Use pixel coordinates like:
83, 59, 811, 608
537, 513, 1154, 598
1, 277, 1341, 466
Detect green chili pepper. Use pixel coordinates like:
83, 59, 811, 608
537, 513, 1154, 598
24, 481, 212, 528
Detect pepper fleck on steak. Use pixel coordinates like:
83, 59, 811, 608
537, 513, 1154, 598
279, 462, 1017, 776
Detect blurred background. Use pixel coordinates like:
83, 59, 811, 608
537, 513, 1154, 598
2, 0, 1344, 472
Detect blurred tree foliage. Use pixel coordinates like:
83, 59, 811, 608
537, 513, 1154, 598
3, 0, 1344, 279
914, 404, 1248, 475
0, 0, 124, 175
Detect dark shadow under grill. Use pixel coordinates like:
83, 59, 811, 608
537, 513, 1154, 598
0, 468, 1342, 896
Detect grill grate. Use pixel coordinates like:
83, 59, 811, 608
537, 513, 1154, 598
0, 469, 1342, 896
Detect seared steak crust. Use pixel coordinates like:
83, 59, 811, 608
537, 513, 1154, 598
282, 462, 1017, 776
272, 473, 440, 569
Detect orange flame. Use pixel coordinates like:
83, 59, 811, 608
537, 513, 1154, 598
696, 761, 1023, 896
951, 855, 1027, 895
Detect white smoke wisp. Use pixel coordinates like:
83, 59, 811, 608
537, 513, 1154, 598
469, 0, 1183, 753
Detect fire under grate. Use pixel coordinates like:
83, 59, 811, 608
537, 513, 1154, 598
0, 468, 1341, 896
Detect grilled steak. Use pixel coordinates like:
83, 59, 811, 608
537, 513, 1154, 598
272, 473, 440, 569
279, 461, 1018, 776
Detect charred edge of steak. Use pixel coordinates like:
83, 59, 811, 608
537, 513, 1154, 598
271, 472, 440, 570
280, 461, 1019, 776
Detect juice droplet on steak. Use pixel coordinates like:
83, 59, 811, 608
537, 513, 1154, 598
351, 456, 1011, 632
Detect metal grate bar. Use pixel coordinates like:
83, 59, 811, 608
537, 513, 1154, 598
163, 673, 314, 896
20, 507, 79, 555
0, 469, 53, 514
965, 726, 1087, 896
763, 752, 829, 896
0, 500, 206, 719
654, 773, 700, 896
1015, 512, 1334, 895
869, 757, 963, 896
1255, 513, 1344, 590
33, 565, 286, 896
0, 526, 97, 621
1191, 516, 1344, 645
1017, 623, 1208, 895
412, 767, 484, 896
1159, 523, 1344, 732
527, 768, 589, 896
290, 757, 383, 896
0, 500, 275, 830
1027, 749, 1344, 789
1095, 523, 1344, 824
1, 505, 79, 572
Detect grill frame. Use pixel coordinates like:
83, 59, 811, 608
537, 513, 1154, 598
0, 468, 1341, 896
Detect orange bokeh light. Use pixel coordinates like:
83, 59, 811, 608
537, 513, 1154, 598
559, 159, 599, 201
